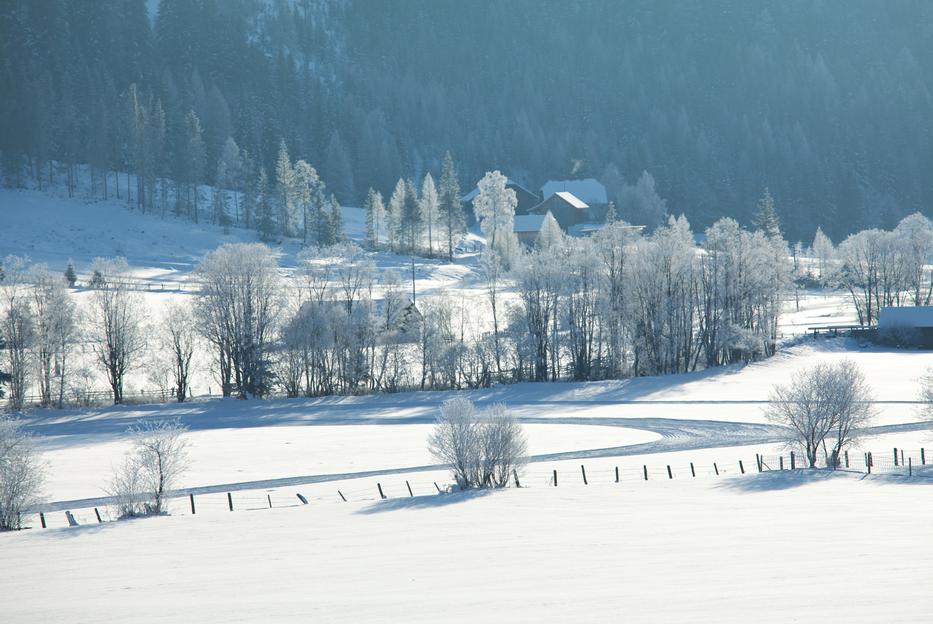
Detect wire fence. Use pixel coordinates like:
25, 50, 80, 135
18, 445, 931, 531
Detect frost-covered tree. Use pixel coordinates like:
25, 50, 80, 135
108, 418, 189, 517
472, 170, 517, 261
0, 416, 44, 530
159, 303, 196, 402
196, 243, 281, 398
88, 257, 146, 405
1, 256, 34, 411
255, 168, 276, 242
420, 173, 439, 254
364, 188, 385, 249
29, 264, 77, 408
428, 397, 526, 489
535, 212, 564, 250
275, 139, 297, 236
812, 227, 834, 281
438, 152, 465, 261
400, 179, 422, 255
620, 171, 667, 230
893, 213, 933, 306
766, 361, 875, 468
514, 248, 562, 381
292, 159, 320, 246
753, 187, 782, 240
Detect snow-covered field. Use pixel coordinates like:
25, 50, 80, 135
4, 472, 931, 623
5, 184, 933, 622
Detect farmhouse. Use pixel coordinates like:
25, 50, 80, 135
461, 178, 541, 215
513, 213, 548, 245
528, 191, 588, 230
540, 178, 608, 207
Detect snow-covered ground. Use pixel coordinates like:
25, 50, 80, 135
4, 472, 931, 623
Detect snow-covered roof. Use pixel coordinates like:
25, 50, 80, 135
541, 178, 608, 205
554, 191, 589, 210
879, 306, 933, 329
460, 177, 533, 203
513, 214, 547, 233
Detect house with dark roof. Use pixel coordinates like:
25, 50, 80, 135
461, 178, 541, 215
540, 178, 608, 206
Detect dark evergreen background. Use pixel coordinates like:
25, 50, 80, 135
2, 0, 931, 241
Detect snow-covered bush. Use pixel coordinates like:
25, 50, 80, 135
0, 416, 45, 530
108, 418, 189, 518
428, 397, 526, 489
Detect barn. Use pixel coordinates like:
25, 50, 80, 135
878, 306, 933, 347
528, 191, 588, 230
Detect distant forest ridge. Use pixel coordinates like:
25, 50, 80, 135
2, 0, 932, 241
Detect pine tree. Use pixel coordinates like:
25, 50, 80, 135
605, 201, 618, 223
64, 261, 77, 287
439, 152, 465, 261
183, 110, 206, 223
275, 139, 296, 236
256, 168, 276, 242
329, 193, 344, 244
401, 179, 422, 255
364, 188, 385, 249
312, 185, 329, 246
292, 159, 319, 245
753, 187, 782, 240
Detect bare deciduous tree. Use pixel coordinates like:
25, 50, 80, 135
89, 257, 146, 404
766, 361, 875, 468
0, 415, 45, 530
108, 418, 189, 517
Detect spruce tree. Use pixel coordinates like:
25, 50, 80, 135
329, 193, 344, 244
275, 139, 295, 236
401, 179, 422, 255
364, 188, 384, 249
753, 187, 782, 240
64, 261, 77, 287
439, 152, 465, 261
387, 178, 406, 252
256, 168, 276, 242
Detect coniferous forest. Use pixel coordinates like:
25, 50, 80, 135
2, 0, 932, 241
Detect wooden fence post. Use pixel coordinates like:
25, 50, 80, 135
338, 490, 347, 502
553, 469, 558, 487
227, 492, 233, 512
909, 457, 913, 477
267, 494, 272, 508
894, 447, 899, 466
406, 481, 414, 497
713, 463, 719, 476
189, 494, 196, 515
513, 470, 521, 488
434, 482, 442, 493
643, 465, 648, 481
790, 451, 795, 470
755, 454, 761, 472
666, 465, 673, 479
581, 465, 588, 485
739, 460, 745, 474
845, 450, 849, 468
614, 466, 620, 483
690, 462, 695, 477
377, 483, 386, 499
94, 508, 102, 523
901, 449, 905, 466
39, 512, 46, 529
922, 448, 926, 465
867, 452, 872, 474
296, 493, 309, 504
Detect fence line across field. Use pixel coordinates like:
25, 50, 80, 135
21, 445, 931, 531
